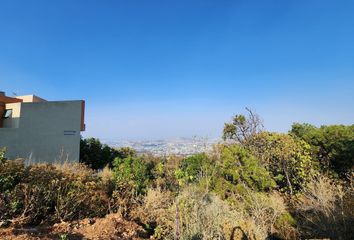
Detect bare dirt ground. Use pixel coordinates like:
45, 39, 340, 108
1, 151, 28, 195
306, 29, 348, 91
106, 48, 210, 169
0, 214, 148, 240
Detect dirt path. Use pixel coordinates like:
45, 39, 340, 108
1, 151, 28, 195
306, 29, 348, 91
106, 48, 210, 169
0, 214, 148, 240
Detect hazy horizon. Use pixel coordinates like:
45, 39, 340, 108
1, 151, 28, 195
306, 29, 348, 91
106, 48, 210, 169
1, 1, 353, 140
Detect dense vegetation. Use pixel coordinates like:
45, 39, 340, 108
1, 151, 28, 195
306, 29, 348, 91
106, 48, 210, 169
1, 110, 353, 239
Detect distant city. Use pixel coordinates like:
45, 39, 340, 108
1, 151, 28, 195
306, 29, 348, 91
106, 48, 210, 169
103, 137, 219, 156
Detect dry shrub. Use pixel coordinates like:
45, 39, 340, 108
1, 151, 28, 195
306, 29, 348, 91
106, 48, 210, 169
0, 158, 26, 220
137, 186, 235, 240
6, 163, 109, 225
98, 165, 114, 185
53, 161, 92, 175
0, 194, 7, 219
138, 185, 296, 240
230, 189, 297, 240
53, 164, 109, 222
137, 188, 175, 239
11, 164, 62, 224
111, 188, 143, 218
97, 165, 115, 196
295, 174, 353, 239
0, 159, 25, 193
176, 187, 233, 240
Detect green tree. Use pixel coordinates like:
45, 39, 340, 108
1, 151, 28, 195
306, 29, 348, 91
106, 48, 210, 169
112, 156, 151, 195
223, 108, 263, 146
175, 153, 213, 185
80, 137, 136, 169
249, 132, 316, 194
217, 144, 276, 193
290, 123, 354, 178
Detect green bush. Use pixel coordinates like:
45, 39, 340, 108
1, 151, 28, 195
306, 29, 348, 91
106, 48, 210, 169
151, 155, 181, 191
111, 156, 153, 216
217, 144, 276, 193
175, 153, 214, 186
112, 156, 151, 195
0, 154, 26, 220
0, 158, 25, 194
249, 132, 316, 194
290, 123, 354, 178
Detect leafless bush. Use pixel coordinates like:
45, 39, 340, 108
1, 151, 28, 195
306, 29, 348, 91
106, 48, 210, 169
296, 174, 353, 239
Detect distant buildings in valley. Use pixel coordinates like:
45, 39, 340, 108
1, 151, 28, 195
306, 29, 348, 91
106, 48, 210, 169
104, 137, 218, 156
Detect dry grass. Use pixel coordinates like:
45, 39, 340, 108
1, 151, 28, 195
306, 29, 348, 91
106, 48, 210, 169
97, 165, 114, 185
1, 161, 109, 225
175, 186, 235, 240
53, 161, 92, 175
137, 186, 297, 239
137, 188, 175, 239
296, 174, 352, 240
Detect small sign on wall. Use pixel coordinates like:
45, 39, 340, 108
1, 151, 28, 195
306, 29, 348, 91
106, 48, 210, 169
64, 130, 76, 136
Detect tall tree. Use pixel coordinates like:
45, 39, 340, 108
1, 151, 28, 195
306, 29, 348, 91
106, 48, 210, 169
223, 108, 264, 146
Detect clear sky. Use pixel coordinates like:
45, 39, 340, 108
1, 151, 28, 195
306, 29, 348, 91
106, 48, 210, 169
1, 0, 353, 140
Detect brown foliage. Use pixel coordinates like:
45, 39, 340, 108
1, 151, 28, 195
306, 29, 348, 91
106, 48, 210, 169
295, 174, 353, 239
2, 162, 110, 225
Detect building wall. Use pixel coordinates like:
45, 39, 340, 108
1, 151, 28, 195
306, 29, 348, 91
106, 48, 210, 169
3, 102, 21, 128
16, 95, 46, 103
0, 100, 83, 163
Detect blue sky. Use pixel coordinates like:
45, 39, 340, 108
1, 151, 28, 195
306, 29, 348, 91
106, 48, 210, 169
1, 0, 353, 140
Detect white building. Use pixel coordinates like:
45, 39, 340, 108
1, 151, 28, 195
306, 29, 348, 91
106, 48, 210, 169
0, 91, 85, 163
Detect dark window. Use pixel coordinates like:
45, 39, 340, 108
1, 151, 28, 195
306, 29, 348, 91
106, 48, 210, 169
2, 109, 12, 119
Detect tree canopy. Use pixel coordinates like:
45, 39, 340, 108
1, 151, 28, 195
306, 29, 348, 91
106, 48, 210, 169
290, 123, 354, 178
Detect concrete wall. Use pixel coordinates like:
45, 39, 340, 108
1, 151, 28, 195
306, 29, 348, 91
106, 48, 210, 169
0, 101, 83, 163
